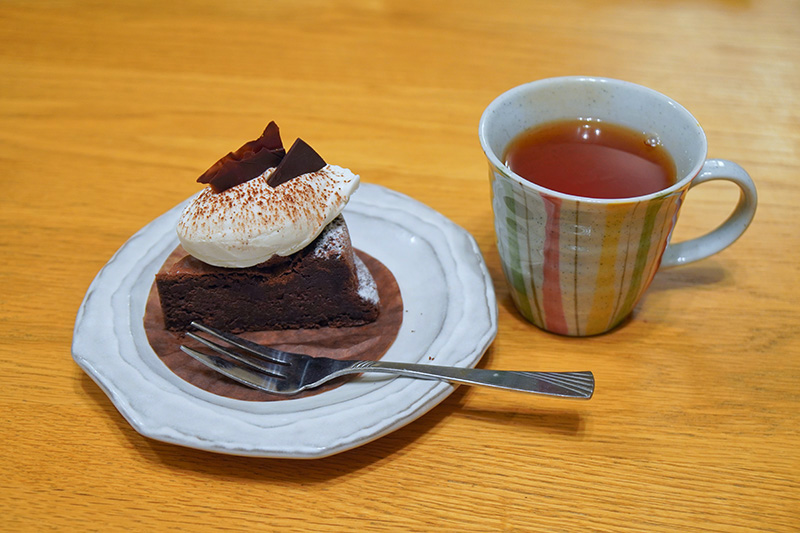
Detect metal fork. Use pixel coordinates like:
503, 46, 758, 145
180, 322, 594, 399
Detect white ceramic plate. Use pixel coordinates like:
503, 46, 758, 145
72, 183, 497, 458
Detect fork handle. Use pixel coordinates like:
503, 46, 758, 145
340, 362, 594, 399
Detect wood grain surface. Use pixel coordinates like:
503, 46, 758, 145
1, 0, 798, 531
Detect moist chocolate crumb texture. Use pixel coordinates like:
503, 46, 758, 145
156, 122, 380, 332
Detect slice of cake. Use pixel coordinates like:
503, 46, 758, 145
156, 215, 379, 332
155, 122, 380, 332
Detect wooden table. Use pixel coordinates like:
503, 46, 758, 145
2, 1, 798, 530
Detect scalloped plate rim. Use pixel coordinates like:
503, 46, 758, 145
72, 183, 497, 458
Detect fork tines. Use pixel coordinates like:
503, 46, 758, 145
180, 322, 292, 391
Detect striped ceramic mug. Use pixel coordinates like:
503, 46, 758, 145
479, 77, 757, 336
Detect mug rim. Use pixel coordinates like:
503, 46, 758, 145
478, 76, 708, 204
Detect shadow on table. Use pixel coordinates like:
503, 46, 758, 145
455, 404, 585, 437
646, 262, 728, 292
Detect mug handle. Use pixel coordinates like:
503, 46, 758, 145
661, 159, 757, 268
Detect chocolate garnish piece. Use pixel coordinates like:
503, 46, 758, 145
198, 121, 286, 193
267, 138, 326, 188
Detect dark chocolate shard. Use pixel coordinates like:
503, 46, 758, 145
198, 121, 286, 193
258, 121, 284, 152
268, 138, 326, 188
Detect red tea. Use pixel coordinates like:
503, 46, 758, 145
503, 119, 677, 199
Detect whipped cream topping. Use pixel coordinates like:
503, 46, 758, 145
177, 164, 359, 268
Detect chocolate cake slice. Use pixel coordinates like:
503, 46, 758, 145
156, 215, 379, 332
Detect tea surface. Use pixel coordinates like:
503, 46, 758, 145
504, 119, 676, 199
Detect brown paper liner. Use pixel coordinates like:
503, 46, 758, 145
143, 247, 403, 401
